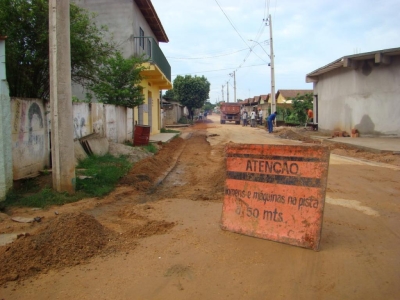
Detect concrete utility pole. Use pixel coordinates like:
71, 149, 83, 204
230, 71, 237, 102
221, 85, 224, 102
227, 81, 229, 103
269, 14, 276, 114
49, 0, 75, 193
0, 36, 13, 201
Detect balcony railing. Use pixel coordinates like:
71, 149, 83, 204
133, 36, 171, 82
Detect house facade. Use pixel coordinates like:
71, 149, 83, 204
306, 47, 400, 136
72, 0, 172, 135
275, 90, 313, 108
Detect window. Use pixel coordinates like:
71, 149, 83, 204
139, 27, 144, 49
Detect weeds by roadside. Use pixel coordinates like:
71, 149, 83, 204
1, 153, 133, 210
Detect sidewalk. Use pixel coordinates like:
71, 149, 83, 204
313, 136, 400, 153
149, 133, 179, 143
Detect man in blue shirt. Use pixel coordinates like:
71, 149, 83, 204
267, 111, 277, 133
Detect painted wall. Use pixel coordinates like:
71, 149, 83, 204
133, 82, 162, 133
73, 103, 91, 139
314, 57, 400, 136
11, 98, 50, 180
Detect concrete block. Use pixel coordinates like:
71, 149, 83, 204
74, 140, 88, 164
84, 137, 109, 156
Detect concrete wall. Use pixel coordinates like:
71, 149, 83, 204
11, 98, 51, 180
10, 99, 139, 180
73, 102, 92, 139
164, 102, 184, 125
314, 57, 400, 136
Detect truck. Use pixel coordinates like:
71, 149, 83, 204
220, 102, 241, 124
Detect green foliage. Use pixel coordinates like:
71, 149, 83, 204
76, 154, 131, 196
173, 75, 210, 116
203, 101, 215, 112
178, 116, 193, 124
142, 143, 158, 154
0, 0, 117, 99
3, 183, 83, 208
287, 93, 313, 124
164, 89, 175, 100
88, 52, 146, 108
160, 128, 180, 134
2, 154, 131, 208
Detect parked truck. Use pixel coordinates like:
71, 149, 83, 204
220, 102, 241, 124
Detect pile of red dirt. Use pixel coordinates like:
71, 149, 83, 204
0, 212, 109, 285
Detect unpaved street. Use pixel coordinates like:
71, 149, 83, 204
1, 114, 399, 299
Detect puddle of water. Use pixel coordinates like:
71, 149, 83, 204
326, 197, 380, 216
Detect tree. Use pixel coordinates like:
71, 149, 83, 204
173, 75, 210, 118
0, 0, 116, 99
163, 89, 175, 101
285, 93, 313, 124
88, 53, 145, 108
203, 101, 215, 112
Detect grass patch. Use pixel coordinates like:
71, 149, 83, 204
76, 154, 132, 196
160, 128, 180, 134
142, 143, 158, 154
1, 154, 132, 209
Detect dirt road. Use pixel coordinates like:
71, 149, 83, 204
1, 114, 399, 299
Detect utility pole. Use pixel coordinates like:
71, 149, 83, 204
49, 0, 75, 193
227, 81, 229, 103
221, 85, 224, 102
0, 36, 13, 201
230, 71, 237, 102
269, 14, 276, 114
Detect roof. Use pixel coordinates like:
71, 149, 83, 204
306, 47, 400, 82
276, 90, 313, 99
134, 0, 169, 43
260, 94, 270, 102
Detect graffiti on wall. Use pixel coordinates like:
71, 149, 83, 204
12, 99, 49, 179
73, 116, 86, 139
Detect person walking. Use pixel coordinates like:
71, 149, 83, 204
267, 111, 277, 133
250, 110, 256, 127
258, 109, 263, 125
242, 110, 248, 126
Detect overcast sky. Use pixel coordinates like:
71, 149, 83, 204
151, 0, 400, 103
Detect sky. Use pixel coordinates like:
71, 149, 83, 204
151, 0, 400, 104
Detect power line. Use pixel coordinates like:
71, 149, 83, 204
172, 63, 267, 76
166, 48, 248, 60
214, 0, 251, 48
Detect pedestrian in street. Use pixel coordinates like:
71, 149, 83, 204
258, 109, 263, 125
250, 110, 256, 127
242, 110, 248, 126
267, 111, 277, 133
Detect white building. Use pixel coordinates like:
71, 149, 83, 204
306, 47, 400, 136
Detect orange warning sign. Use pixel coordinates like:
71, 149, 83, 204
220, 144, 330, 251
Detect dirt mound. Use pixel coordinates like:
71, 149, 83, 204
277, 128, 317, 143
0, 213, 109, 285
119, 137, 185, 191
